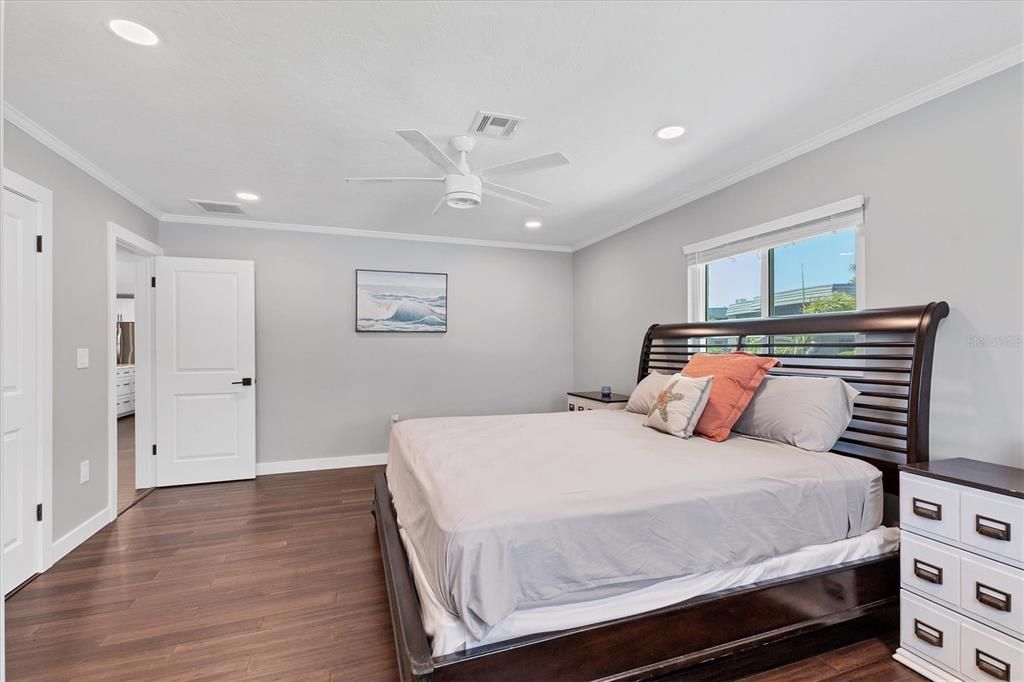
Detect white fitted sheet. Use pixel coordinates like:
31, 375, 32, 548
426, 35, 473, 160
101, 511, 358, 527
402, 525, 900, 657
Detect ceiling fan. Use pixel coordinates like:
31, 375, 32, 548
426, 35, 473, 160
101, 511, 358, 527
344, 130, 569, 214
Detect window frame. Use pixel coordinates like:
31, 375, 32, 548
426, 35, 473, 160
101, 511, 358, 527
686, 197, 865, 322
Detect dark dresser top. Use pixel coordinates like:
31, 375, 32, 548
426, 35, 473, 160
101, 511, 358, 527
567, 391, 630, 403
901, 457, 1024, 500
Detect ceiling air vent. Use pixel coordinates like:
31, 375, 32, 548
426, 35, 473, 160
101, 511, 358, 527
468, 111, 524, 139
189, 199, 246, 215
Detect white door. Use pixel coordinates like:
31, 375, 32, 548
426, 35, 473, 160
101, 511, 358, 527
154, 257, 255, 486
2, 189, 41, 593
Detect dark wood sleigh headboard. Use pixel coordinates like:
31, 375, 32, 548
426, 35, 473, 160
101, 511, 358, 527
637, 302, 949, 493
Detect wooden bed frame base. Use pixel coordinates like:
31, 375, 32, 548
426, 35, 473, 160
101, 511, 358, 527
374, 473, 898, 681
373, 304, 948, 680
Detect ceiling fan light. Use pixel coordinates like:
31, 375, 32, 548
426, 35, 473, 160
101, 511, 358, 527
446, 195, 479, 209
444, 173, 482, 209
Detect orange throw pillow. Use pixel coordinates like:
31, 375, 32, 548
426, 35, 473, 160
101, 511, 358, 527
681, 352, 779, 442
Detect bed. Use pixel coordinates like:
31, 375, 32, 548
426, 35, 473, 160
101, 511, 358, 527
373, 302, 949, 681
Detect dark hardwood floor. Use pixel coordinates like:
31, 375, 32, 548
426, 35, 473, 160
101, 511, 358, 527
5, 467, 920, 681
116, 414, 138, 514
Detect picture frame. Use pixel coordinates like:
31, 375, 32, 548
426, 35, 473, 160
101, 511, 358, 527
355, 269, 448, 333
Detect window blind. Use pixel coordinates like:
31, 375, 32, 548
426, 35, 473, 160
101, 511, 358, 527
684, 203, 864, 268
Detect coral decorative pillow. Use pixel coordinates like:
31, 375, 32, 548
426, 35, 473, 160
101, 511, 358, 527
681, 352, 779, 442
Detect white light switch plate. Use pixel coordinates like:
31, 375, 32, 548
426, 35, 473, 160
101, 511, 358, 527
80, 460, 90, 484
76, 348, 89, 369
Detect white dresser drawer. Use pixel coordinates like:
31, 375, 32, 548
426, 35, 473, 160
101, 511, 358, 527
902, 589, 962, 673
903, 533, 961, 607
961, 554, 1024, 639
960, 620, 1023, 682
903, 474, 961, 543
961, 491, 1024, 566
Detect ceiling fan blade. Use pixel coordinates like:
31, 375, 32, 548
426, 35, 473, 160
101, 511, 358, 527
344, 177, 442, 183
482, 182, 552, 209
432, 196, 446, 215
479, 152, 569, 179
395, 130, 464, 176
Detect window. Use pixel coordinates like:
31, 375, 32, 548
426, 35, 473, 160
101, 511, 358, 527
685, 197, 863, 322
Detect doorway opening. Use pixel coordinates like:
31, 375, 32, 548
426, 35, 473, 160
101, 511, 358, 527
107, 223, 162, 517
114, 247, 146, 513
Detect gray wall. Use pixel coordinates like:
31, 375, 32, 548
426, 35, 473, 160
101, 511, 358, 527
574, 66, 1024, 468
159, 223, 574, 463
3, 121, 159, 538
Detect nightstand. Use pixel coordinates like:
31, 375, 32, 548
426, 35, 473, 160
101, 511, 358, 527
566, 391, 629, 412
895, 458, 1023, 682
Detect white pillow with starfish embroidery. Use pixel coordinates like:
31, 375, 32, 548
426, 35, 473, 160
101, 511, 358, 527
643, 374, 715, 438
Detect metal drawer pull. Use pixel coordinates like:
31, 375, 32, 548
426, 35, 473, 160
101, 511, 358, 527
976, 582, 1012, 612
913, 619, 943, 648
913, 559, 944, 585
976, 649, 1011, 681
912, 497, 942, 521
976, 514, 1011, 542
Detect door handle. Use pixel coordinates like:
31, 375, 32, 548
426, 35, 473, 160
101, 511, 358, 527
231, 378, 253, 386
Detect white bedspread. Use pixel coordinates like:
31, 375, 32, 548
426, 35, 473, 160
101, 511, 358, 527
386, 409, 883, 640
410, 526, 900, 656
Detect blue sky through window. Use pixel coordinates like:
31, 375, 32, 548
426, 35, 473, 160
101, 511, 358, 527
705, 229, 855, 314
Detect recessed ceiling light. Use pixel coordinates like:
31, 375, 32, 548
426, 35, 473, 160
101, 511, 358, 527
108, 19, 160, 46
655, 125, 686, 140
236, 192, 260, 202
524, 220, 542, 229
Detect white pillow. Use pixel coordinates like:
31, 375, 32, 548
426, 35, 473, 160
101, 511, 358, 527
732, 375, 859, 451
626, 372, 674, 414
643, 375, 715, 439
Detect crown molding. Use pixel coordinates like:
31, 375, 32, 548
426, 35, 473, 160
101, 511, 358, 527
572, 44, 1024, 252
3, 103, 162, 219
161, 214, 574, 253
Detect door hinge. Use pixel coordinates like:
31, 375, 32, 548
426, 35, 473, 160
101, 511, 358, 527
36, 503, 43, 522
152, 444, 157, 456
36, 235, 43, 253
151, 276, 156, 288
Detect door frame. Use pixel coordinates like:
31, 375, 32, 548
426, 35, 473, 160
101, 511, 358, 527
2, 168, 54, 574
106, 222, 162, 513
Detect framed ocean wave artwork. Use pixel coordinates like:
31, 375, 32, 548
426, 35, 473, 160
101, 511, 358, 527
355, 269, 448, 333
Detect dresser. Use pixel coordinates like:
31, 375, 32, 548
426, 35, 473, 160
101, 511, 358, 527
115, 365, 135, 416
566, 391, 629, 412
896, 458, 1024, 681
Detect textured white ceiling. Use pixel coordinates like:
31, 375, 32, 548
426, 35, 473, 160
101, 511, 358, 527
4, 1, 1021, 247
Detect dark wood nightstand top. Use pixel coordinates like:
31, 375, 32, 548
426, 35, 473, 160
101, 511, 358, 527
901, 457, 1024, 500
567, 391, 630, 403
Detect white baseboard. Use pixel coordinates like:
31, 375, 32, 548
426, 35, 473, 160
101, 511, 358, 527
48, 504, 115, 567
893, 648, 959, 681
256, 453, 387, 476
